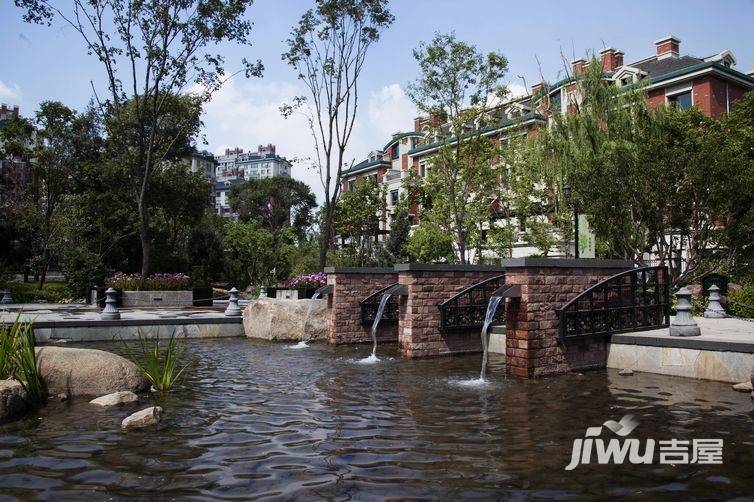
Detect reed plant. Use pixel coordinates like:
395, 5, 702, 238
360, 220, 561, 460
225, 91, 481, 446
0, 316, 45, 405
122, 330, 191, 393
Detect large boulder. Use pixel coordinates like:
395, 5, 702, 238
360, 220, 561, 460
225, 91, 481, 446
243, 298, 327, 341
0, 380, 28, 422
36, 346, 149, 397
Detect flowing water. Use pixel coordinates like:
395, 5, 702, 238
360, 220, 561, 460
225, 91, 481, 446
289, 292, 322, 349
362, 292, 392, 362
1, 338, 753, 499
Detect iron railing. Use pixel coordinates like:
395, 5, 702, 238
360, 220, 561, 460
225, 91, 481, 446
437, 274, 506, 332
361, 283, 400, 326
557, 266, 670, 341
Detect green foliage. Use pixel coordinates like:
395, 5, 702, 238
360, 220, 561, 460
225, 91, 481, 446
523, 219, 559, 257
384, 199, 411, 262
407, 32, 509, 263
122, 330, 190, 393
224, 220, 281, 286
229, 177, 316, 242
728, 284, 754, 318
61, 246, 107, 297
8, 282, 73, 303
488, 223, 517, 259
334, 178, 386, 266
0, 316, 45, 406
187, 211, 227, 287
406, 222, 456, 263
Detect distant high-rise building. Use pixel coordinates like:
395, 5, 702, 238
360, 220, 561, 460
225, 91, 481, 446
0, 104, 36, 204
213, 144, 292, 218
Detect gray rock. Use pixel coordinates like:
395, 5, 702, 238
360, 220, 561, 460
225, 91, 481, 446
57, 393, 68, 402
732, 381, 753, 393
36, 346, 148, 397
619, 369, 634, 376
243, 298, 327, 341
0, 380, 28, 422
122, 406, 163, 429
90, 391, 139, 407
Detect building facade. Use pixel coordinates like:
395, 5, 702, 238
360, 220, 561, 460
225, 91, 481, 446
340, 35, 754, 260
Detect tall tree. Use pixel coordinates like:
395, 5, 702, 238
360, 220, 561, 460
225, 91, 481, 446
333, 177, 385, 266
407, 32, 509, 263
15, 0, 263, 275
281, 0, 394, 269
229, 177, 316, 241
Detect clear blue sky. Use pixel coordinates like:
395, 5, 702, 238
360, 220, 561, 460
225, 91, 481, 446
2, 0, 753, 200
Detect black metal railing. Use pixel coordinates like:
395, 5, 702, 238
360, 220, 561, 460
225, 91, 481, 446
437, 274, 506, 332
557, 266, 670, 341
361, 283, 400, 326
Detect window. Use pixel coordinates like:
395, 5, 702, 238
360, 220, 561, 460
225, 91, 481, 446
390, 189, 399, 206
549, 90, 562, 112
620, 75, 632, 87
390, 143, 399, 159
668, 90, 692, 110
419, 161, 426, 177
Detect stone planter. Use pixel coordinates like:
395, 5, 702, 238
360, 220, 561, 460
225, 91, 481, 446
121, 290, 193, 307
266, 287, 319, 300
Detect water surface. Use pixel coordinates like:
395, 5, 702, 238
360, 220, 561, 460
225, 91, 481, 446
1, 338, 752, 499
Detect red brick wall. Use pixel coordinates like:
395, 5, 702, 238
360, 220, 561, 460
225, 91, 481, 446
397, 266, 505, 358
503, 261, 632, 378
646, 88, 666, 111
326, 270, 398, 345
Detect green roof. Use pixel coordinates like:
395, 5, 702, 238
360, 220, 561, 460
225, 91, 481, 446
382, 131, 423, 151
647, 61, 754, 86
407, 112, 545, 156
341, 158, 390, 176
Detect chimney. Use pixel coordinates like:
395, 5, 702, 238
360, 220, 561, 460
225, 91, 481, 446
413, 116, 426, 132
530, 81, 545, 97
599, 48, 623, 72
571, 58, 586, 76
655, 35, 680, 60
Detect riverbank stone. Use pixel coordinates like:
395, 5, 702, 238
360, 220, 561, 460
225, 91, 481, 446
90, 391, 139, 407
122, 406, 163, 429
243, 298, 327, 341
732, 381, 753, 393
36, 346, 149, 397
0, 380, 28, 422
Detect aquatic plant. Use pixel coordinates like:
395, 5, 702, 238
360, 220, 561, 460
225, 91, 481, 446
0, 316, 45, 405
122, 330, 191, 393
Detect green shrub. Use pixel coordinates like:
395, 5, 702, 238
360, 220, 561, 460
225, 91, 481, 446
728, 284, 754, 318
8, 282, 74, 303
406, 222, 456, 263
122, 330, 191, 392
0, 317, 45, 406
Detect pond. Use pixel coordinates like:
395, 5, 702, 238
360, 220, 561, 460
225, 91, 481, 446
1, 338, 753, 499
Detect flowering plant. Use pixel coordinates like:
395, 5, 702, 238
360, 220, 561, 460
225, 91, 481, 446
107, 272, 192, 291
284, 272, 327, 289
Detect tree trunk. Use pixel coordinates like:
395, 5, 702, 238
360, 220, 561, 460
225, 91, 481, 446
138, 198, 151, 276
318, 201, 333, 270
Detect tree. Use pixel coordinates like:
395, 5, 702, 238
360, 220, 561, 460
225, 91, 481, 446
406, 221, 455, 263
384, 197, 411, 262
333, 177, 385, 266
223, 220, 280, 287
406, 32, 509, 263
187, 210, 227, 286
1, 102, 101, 288
229, 177, 316, 241
281, 0, 394, 269
15, 0, 263, 275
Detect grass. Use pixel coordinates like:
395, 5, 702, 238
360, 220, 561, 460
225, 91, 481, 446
122, 330, 191, 393
0, 316, 45, 406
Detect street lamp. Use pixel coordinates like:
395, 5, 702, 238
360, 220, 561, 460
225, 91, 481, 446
563, 183, 579, 259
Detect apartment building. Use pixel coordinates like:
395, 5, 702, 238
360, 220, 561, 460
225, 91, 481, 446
340, 35, 754, 259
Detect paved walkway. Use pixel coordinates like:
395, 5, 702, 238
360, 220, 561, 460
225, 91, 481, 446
613, 316, 754, 353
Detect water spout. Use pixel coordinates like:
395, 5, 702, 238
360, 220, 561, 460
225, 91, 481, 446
292, 291, 321, 349
369, 292, 392, 359
479, 295, 503, 380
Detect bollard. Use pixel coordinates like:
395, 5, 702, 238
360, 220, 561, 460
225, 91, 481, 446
0, 287, 13, 305
225, 287, 242, 316
101, 287, 121, 320
670, 287, 701, 337
703, 284, 726, 318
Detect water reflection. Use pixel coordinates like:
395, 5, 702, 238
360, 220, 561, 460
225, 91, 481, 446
0, 338, 751, 499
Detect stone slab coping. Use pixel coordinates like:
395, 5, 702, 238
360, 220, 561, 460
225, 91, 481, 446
323, 267, 396, 274
29, 316, 243, 329
612, 332, 754, 354
500, 258, 635, 269
393, 263, 505, 272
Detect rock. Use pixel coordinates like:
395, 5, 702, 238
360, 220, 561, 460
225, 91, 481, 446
619, 369, 634, 376
243, 298, 327, 341
121, 406, 162, 429
732, 381, 753, 393
36, 346, 149, 397
57, 393, 68, 402
0, 380, 28, 422
90, 391, 139, 407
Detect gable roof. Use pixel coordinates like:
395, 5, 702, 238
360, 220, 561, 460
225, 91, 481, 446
383, 131, 423, 151
340, 157, 390, 177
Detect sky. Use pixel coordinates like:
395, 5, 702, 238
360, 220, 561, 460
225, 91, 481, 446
2, 0, 754, 202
